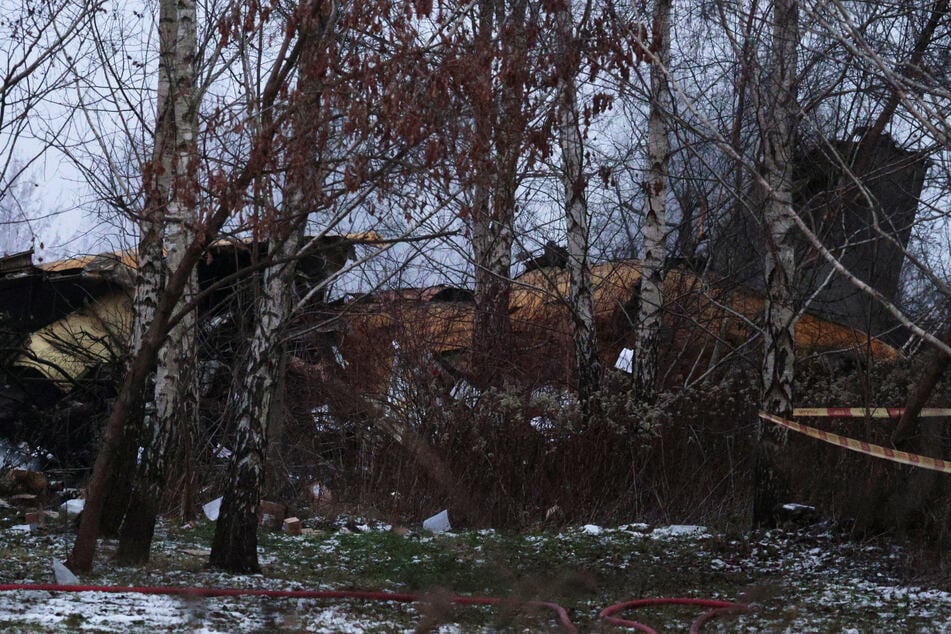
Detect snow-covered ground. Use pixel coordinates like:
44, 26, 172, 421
0, 517, 949, 632
0, 589, 418, 633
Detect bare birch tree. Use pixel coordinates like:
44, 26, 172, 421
117, 0, 199, 563
753, 0, 799, 527
469, 0, 530, 388
554, 0, 601, 408
208, 0, 455, 571
208, 0, 329, 572
632, 0, 672, 401
67, 4, 312, 572
209, 223, 307, 572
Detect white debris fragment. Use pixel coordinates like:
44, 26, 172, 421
60, 498, 85, 516
450, 379, 480, 406
332, 345, 348, 368
422, 509, 451, 533
530, 415, 554, 432
614, 348, 634, 373
782, 503, 817, 512
53, 560, 79, 585
202, 497, 222, 521
308, 482, 333, 506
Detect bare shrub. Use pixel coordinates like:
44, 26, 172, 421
271, 344, 951, 547
792, 357, 951, 544
299, 359, 761, 530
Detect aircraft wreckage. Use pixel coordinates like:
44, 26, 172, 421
0, 239, 898, 471
0, 234, 377, 466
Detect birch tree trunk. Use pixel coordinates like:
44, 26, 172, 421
208, 225, 304, 572
117, 0, 198, 563
633, 0, 672, 401
470, 0, 526, 388
68, 4, 306, 572
209, 4, 329, 572
753, 0, 799, 527
472, 194, 514, 388
98, 0, 182, 539
555, 0, 600, 408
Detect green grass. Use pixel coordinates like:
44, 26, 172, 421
0, 517, 948, 632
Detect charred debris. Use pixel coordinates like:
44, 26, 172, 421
0, 236, 369, 473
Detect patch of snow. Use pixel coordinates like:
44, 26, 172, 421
618, 523, 649, 533
0, 591, 191, 632
650, 525, 709, 539
5, 518, 951, 631
301, 605, 375, 633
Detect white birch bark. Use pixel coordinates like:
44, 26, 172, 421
754, 0, 799, 527
555, 0, 600, 406
633, 0, 672, 400
118, 0, 198, 562
209, 222, 305, 572
210, 2, 331, 570
151, 0, 199, 520
69, 0, 309, 573
129, 0, 178, 366
100, 0, 177, 540
760, 0, 799, 419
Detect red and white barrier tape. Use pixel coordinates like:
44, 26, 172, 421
793, 407, 951, 419
758, 412, 951, 474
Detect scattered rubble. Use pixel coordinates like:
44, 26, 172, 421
282, 517, 302, 536
422, 509, 451, 533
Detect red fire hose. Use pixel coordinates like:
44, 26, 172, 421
600, 597, 751, 633
0, 583, 750, 631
